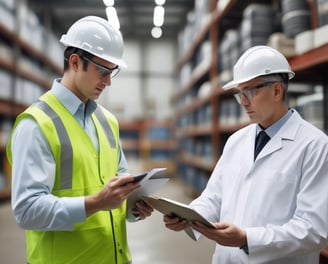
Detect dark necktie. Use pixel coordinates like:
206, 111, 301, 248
254, 131, 270, 160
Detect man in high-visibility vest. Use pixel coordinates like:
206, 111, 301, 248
7, 16, 153, 264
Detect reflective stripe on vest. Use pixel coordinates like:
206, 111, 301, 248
35, 100, 73, 189
94, 107, 116, 148
35, 100, 117, 189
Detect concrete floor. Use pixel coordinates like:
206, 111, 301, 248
0, 175, 215, 263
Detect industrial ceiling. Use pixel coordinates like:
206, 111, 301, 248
26, 0, 195, 41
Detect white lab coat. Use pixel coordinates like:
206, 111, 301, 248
191, 111, 328, 264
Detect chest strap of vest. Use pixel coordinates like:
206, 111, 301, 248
34, 101, 117, 189
94, 106, 116, 149
35, 100, 73, 189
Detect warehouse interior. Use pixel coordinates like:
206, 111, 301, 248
1, 0, 328, 263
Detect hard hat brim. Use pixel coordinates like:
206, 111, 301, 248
222, 70, 295, 90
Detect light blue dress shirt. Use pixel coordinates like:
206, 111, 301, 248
256, 108, 294, 138
10, 79, 129, 230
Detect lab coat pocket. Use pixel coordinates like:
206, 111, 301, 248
253, 168, 298, 224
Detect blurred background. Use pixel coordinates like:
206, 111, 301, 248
1, 0, 328, 263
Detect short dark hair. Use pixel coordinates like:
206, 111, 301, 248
63, 47, 94, 71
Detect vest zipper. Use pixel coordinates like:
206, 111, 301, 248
109, 210, 118, 264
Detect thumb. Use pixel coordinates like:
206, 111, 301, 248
213, 222, 229, 229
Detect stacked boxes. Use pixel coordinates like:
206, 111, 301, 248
318, 0, 328, 26
0, 0, 15, 31
174, 0, 327, 195
281, 0, 311, 38
0, 1, 64, 195
296, 91, 324, 131
240, 4, 278, 52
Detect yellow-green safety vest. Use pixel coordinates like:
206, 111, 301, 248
7, 91, 131, 264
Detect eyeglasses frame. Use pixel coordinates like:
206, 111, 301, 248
82, 57, 120, 79
233, 81, 277, 104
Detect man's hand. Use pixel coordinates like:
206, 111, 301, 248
132, 200, 154, 220
85, 176, 141, 216
191, 221, 247, 247
163, 215, 189, 231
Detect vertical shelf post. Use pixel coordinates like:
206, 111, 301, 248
209, 0, 219, 163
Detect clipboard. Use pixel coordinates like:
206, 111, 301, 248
127, 168, 169, 213
140, 195, 215, 240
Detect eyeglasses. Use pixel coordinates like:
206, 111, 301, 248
233, 82, 274, 104
83, 57, 120, 78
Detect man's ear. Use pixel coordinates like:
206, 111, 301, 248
69, 54, 80, 71
273, 82, 284, 101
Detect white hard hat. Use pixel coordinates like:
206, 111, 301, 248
223, 45, 294, 90
60, 16, 127, 68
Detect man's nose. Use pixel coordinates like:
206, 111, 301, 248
102, 75, 111, 86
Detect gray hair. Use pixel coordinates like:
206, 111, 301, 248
260, 73, 288, 91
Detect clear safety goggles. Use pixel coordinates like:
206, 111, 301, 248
233, 81, 276, 104
83, 57, 120, 79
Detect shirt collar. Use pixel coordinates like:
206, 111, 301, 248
256, 108, 294, 138
51, 78, 97, 118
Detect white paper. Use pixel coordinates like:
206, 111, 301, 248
127, 168, 169, 212
139, 167, 167, 182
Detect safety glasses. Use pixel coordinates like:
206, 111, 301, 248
83, 57, 120, 78
233, 82, 275, 104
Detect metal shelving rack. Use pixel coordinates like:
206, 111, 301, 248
0, 5, 62, 200
173, 0, 328, 195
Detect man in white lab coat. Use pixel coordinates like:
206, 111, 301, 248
164, 46, 328, 263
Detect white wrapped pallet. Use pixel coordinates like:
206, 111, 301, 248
295, 30, 314, 54
0, 69, 13, 100
314, 24, 328, 48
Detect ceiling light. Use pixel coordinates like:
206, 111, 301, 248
155, 0, 166, 5
153, 6, 165, 27
151, 27, 162, 39
106, 7, 120, 30
103, 0, 114, 6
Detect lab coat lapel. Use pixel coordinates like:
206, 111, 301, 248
256, 112, 300, 160
256, 136, 282, 160
242, 125, 258, 167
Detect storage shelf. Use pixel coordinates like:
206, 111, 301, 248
175, 86, 221, 117
0, 23, 62, 74
0, 56, 52, 90
289, 44, 328, 72
179, 152, 215, 172
218, 122, 249, 133
173, 0, 328, 205
119, 120, 175, 171
0, 56, 15, 72
288, 44, 328, 83
120, 139, 140, 151
119, 120, 142, 130
176, 0, 240, 71
0, 187, 11, 201
176, 14, 212, 71
172, 60, 211, 103
0, 21, 62, 116
139, 120, 176, 176
119, 120, 142, 154
0, 11, 63, 196
147, 139, 175, 150
176, 123, 213, 137
0, 99, 27, 117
